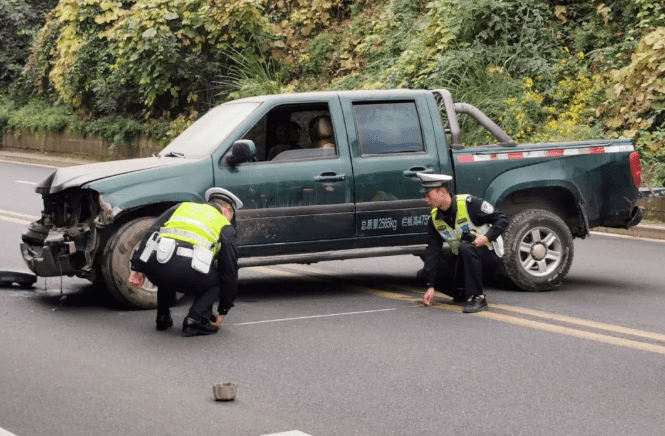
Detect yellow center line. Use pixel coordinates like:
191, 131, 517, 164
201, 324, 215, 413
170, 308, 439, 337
0, 209, 39, 220
0, 158, 56, 168
475, 311, 665, 355
0, 215, 32, 226
489, 303, 665, 343
248, 266, 329, 280
254, 264, 665, 355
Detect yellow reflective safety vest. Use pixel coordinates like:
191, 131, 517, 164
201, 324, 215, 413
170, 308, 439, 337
430, 194, 494, 255
159, 203, 230, 255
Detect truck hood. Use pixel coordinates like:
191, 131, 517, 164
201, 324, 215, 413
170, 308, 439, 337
37, 157, 189, 194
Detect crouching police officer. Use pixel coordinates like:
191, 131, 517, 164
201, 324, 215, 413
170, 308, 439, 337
418, 173, 508, 313
128, 188, 242, 336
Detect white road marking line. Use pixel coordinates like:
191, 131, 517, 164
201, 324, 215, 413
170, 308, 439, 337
0, 426, 19, 436
262, 431, 313, 436
229, 308, 396, 326
589, 231, 665, 243
16, 180, 37, 185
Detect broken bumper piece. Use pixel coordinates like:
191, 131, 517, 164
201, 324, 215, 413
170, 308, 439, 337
0, 269, 37, 288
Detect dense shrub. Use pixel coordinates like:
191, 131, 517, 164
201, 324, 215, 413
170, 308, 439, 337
26, 0, 269, 118
0, 0, 59, 87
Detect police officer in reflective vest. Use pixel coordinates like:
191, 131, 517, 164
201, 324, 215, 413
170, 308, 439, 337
419, 173, 508, 313
128, 188, 241, 336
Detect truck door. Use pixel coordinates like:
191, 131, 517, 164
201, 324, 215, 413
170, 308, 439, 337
340, 92, 442, 237
212, 97, 355, 252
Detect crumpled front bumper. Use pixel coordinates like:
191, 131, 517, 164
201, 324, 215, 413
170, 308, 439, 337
20, 229, 78, 277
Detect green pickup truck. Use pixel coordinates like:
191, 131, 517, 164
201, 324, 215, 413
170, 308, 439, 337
20, 89, 644, 308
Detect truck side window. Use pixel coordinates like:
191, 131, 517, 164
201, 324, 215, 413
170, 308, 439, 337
238, 103, 338, 163
352, 102, 425, 155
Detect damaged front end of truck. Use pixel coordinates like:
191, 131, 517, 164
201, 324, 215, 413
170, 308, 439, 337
20, 171, 118, 282
19, 156, 214, 308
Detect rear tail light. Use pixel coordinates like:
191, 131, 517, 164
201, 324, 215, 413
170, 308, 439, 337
629, 152, 642, 188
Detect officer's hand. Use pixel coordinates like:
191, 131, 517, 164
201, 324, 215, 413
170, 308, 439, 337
472, 232, 489, 247
423, 287, 436, 306
129, 271, 144, 288
211, 314, 225, 327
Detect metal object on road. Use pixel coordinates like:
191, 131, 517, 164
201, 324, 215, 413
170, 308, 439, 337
0, 269, 36, 289
213, 383, 237, 401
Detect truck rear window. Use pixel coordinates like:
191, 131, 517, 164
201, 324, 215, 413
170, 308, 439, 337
352, 101, 424, 155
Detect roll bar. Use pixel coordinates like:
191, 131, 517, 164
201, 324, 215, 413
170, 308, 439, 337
432, 89, 517, 149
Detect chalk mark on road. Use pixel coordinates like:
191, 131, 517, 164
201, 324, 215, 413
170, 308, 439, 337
229, 308, 396, 326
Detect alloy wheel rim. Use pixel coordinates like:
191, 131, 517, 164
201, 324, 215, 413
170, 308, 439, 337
517, 226, 563, 277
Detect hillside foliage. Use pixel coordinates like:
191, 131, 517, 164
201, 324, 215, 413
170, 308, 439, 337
0, 0, 664, 184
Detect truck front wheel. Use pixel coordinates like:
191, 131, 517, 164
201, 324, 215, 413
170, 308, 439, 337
502, 209, 574, 292
101, 216, 158, 309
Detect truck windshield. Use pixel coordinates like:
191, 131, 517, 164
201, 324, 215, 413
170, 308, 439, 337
159, 102, 260, 158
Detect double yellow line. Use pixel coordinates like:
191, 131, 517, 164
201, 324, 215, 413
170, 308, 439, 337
248, 264, 665, 356
0, 209, 37, 226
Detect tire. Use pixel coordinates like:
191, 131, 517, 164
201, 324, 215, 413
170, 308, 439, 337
101, 216, 159, 309
502, 209, 574, 292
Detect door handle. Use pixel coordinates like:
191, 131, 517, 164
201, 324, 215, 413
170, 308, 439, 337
403, 167, 433, 178
314, 172, 346, 183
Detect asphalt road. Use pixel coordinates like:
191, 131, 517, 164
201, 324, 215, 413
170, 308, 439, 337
1, 160, 665, 436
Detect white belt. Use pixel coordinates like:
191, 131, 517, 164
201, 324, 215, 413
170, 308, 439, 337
176, 247, 194, 258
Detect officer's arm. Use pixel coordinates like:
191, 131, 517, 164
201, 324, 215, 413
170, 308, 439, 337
467, 196, 509, 241
216, 225, 238, 314
424, 218, 444, 287
129, 205, 178, 271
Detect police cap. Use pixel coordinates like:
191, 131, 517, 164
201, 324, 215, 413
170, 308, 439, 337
205, 188, 243, 210
417, 173, 453, 193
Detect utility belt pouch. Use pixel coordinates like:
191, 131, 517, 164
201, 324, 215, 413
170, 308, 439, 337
156, 237, 177, 264
191, 245, 214, 274
139, 232, 159, 263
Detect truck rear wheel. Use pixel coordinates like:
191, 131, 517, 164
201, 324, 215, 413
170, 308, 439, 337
502, 209, 574, 292
101, 216, 159, 309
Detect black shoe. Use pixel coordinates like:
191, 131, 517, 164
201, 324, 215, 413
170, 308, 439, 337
463, 295, 488, 313
182, 316, 218, 337
156, 313, 173, 331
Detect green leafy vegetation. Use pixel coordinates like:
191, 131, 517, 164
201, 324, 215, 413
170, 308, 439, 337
0, 0, 59, 87
1, 0, 664, 185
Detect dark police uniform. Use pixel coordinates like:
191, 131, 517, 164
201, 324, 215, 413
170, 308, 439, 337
130, 187, 241, 336
424, 194, 508, 300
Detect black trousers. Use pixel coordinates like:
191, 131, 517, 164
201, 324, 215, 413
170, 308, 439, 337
433, 242, 503, 298
141, 242, 224, 320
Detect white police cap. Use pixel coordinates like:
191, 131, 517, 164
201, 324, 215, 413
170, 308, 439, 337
417, 173, 453, 193
205, 188, 243, 210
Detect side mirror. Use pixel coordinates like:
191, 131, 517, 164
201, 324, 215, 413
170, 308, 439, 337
226, 140, 257, 166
